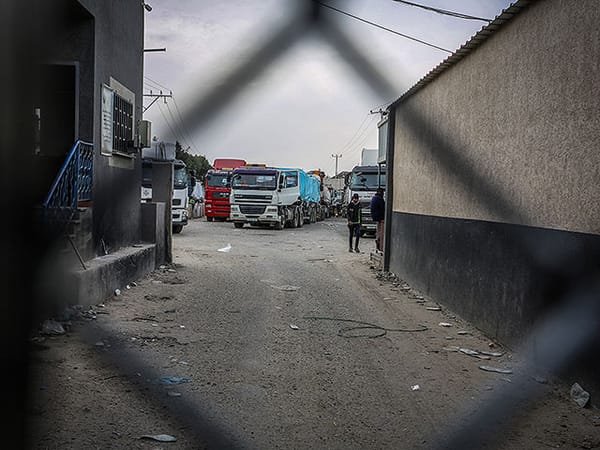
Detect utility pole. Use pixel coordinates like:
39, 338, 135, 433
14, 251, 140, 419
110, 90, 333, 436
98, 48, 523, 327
331, 153, 342, 176
143, 90, 173, 113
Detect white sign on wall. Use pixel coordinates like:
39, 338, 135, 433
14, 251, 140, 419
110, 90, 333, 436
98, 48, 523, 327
101, 84, 114, 155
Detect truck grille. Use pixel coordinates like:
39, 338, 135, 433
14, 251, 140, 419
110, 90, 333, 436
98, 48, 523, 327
234, 194, 272, 204
240, 205, 266, 215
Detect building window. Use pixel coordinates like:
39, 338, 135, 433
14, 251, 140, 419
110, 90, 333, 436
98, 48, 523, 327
112, 93, 133, 152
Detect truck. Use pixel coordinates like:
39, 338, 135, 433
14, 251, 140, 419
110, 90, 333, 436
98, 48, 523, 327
204, 158, 247, 221
307, 169, 331, 221
229, 166, 320, 230
141, 156, 189, 234
343, 164, 386, 236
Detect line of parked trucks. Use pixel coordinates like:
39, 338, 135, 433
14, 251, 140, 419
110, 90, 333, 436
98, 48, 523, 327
204, 154, 385, 235
204, 159, 331, 229
139, 142, 385, 235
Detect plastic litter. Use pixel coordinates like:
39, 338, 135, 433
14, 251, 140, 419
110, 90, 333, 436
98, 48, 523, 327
159, 377, 191, 385
114, 289, 121, 296
167, 391, 182, 397
289, 324, 299, 330
276, 285, 300, 292
411, 384, 420, 391
217, 243, 232, 252
479, 350, 503, 357
570, 382, 590, 408
459, 348, 490, 360
140, 434, 177, 442
426, 306, 441, 311
439, 322, 452, 327
479, 365, 513, 374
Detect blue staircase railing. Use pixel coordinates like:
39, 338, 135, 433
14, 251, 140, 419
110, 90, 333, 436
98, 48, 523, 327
42, 140, 94, 232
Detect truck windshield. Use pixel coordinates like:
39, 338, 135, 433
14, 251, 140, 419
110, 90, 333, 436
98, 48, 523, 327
232, 173, 277, 190
174, 166, 187, 189
206, 173, 229, 188
350, 172, 386, 190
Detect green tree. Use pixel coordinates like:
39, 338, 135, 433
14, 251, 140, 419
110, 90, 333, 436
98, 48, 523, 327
175, 141, 212, 180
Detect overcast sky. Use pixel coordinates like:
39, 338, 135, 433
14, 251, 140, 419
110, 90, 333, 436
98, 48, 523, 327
142, 0, 514, 175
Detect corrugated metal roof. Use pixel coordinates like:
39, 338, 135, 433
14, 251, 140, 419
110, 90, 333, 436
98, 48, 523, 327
390, 0, 535, 108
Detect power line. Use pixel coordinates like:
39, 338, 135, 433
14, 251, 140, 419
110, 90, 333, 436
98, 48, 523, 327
344, 115, 379, 158
316, 1, 453, 54
172, 96, 202, 156
392, 0, 492, 23
157, 101, 187, 147
144, 75, 171, 91
338, 113, 370, 154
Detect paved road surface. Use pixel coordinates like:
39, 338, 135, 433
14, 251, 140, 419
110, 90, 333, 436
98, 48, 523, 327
27, 217, 599, 449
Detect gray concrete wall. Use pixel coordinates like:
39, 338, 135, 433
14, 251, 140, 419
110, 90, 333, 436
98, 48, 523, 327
392, 0, 600, 234
79, 0, 145, 255
387, 0, 600, 389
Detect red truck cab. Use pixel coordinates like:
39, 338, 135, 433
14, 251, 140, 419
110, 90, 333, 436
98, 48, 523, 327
204, 158, 246, 221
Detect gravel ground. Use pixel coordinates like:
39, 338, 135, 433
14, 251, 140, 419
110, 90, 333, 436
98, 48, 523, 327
26, 217, 600, 449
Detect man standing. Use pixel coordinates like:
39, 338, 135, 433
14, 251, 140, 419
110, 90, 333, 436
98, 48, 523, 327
347, 193, 361, 253
370, 187, 385, 252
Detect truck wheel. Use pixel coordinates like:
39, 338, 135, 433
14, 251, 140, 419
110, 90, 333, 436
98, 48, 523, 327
234, 222, 244, 229
206, 216, 213, 222
173, 225, 183, 234
275, 216, 284, 230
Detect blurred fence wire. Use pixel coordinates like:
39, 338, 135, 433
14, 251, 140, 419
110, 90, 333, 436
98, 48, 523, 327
21, 0, 599, 448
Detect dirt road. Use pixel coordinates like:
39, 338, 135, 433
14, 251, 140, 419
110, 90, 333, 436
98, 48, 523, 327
27, 218, 599, 449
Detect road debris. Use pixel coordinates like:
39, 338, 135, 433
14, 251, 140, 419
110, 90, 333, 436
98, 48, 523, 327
217, 243, 232, 252
411, 384, 420, 391
40, 320, 66, 336
159, 377, 191, 385
114, 289, 121, 296
459, 348, 491, 360
140, 434, 177, 442
438, 322, 452, 327
426, 306, 441, 311
479, 350, 503, 357
289, 324, 299, 330
479, 365, 513, 374
570, 382, 590, 408
275, 285, 300, 292
457, 331, 470, 335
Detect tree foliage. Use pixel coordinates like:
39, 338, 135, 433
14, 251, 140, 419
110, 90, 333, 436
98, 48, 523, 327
175, 141, 212, 180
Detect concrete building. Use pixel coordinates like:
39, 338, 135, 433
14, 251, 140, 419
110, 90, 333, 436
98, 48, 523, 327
383, 0, 600, 394
29, 0, 167, 316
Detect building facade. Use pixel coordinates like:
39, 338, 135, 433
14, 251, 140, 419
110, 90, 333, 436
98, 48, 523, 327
385, 0, 600, 393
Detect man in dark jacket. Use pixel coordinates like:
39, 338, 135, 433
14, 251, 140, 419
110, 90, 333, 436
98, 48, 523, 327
370, 188, 385, 251
347, 193, 361, 253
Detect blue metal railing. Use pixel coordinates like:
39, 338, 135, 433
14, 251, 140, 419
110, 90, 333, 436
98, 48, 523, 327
42, 140, 93, 231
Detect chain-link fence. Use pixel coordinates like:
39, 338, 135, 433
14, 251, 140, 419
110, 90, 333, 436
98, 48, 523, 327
7, 0, 599, 448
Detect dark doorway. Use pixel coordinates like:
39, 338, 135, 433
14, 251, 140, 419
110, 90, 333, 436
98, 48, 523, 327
33, 63, 78, 202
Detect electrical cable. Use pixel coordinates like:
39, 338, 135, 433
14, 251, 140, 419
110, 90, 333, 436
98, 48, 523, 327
303, 316, 428, 338
165, 100, 197, 153
172, 96, 202, 155
338, 113, 371, 154
392, 0, 492, 23
316, 1, 452, 54
157, 101, 186, 146
144, 75, 171, 91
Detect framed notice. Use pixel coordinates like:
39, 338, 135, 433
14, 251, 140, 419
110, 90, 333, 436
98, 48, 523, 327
101, 84, 114, 155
